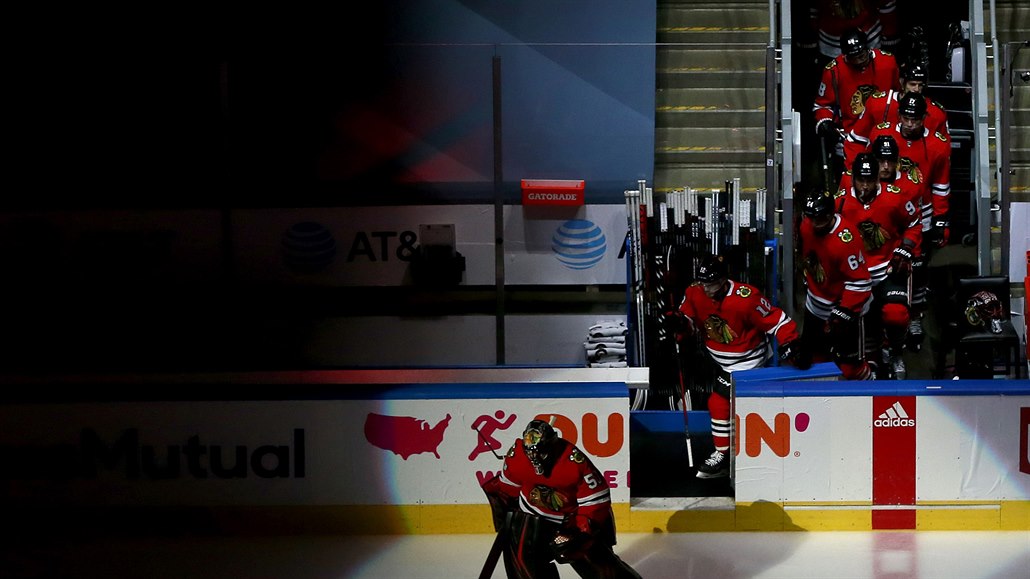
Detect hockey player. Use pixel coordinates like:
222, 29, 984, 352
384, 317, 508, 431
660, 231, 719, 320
481, 419, 641, 579
844, 61, 951, 165
814, 28, 901, 148
837, 153, 921, 378
801, 0, 902, 61
863, 92, 952, 348
666, 255, 810, 479
798, 190, 874, 380
870, 134, 924, 228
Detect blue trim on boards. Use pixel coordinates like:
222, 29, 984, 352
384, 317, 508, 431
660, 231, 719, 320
736, 378, 1030, 398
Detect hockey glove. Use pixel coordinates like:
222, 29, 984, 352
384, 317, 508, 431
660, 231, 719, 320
780, 341, 812, 370
930, 220, 950, 248
828, 306, 857, 331
551, 531, 594, 563
663, 309, 685, 332
816, 119, 841, 139
888, 245, 914, 275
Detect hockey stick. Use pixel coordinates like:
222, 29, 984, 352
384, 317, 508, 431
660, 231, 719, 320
818, 132, 835, 196
673, 338, 694, 468
478, 512, 511, 579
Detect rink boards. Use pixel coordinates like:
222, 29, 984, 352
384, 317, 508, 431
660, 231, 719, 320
0, 368, 1027, 533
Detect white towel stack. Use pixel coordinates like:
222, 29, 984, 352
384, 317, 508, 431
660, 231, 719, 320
585, 320, 629, 367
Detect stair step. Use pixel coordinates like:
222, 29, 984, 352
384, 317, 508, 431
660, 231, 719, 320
657, 108, 765, 128
656, 80, 766, 127
658, 4, 768, 28
654, 164, 767, 193
992, 5, 1030, 40
657, 3, 769, 44
1011, 108, 1030, 127
657, 125, 765, 147
1009, 163, 1030, 194
657, 47, 766, 70
657, 87, 765, 108
656, 47, 766, 89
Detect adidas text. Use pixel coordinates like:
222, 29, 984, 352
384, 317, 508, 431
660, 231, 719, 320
874, 417, 914, 427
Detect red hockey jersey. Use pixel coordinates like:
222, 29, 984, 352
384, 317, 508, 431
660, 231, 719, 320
844, 90, 950, 164
807, 0, 900, 58
862, 123, 951, 223
491, 438, 613, 534
799, 214, 874, 319
676, 280, 800, 371
836, 183, 921, 283
838, 168, 925, 253
814, 50, 900, 135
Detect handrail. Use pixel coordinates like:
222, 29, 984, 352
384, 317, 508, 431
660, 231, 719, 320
970, 0, 992, 276
777, 0, 796, 318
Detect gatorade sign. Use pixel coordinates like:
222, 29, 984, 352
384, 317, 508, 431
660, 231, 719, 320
521, 179, 585, 206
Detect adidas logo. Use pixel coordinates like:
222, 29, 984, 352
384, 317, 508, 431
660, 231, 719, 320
874, 401, 915, 427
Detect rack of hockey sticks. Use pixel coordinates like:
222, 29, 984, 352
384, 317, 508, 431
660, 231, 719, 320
624, 178, 773, 410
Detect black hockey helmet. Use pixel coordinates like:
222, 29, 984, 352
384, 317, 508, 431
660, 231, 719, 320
872, 134, 899, 161
898, 91, 927, 118
522, 419, 558, 474
696, 255, 728, 283
901, 61, 928, 84
803, 191, 835, 219
840, 28, 869, 57
853, 153, 877, 180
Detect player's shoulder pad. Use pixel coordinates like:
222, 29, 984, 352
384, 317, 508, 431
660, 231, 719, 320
734, 284, 754, 299
887, 184, 901, 194
568, 447, 587, 464
838, 228, 855, 243
876, 121, 891, 129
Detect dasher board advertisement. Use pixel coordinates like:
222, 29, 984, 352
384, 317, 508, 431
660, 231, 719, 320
0, 383, 630, 507
230, 205, 628, 287
734, 380, 1030, 505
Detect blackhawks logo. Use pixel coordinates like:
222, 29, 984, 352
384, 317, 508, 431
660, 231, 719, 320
858, 220, 890, 251
736, 286, 752, 298
805, 252, 826, 284
529, 484, 567, 511
703, 314, 737, 344
899, 157, 923, 184
568, 448, 587, 464
850, 84, 877, 116
838, 228, 854, 243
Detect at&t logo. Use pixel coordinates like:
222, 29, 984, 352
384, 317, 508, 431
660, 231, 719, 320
552, 220, 606, 270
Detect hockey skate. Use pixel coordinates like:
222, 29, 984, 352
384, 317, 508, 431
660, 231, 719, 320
696, 450, 729, 479
890, 355, 907, 380
906, 315, 924, 352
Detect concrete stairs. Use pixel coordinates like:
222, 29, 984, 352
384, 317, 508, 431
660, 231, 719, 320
654, 0, 770, 195
991, 0, 1029, 197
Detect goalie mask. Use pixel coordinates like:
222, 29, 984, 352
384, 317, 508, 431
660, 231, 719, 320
965, 290, 1005, 334
522, 419, 559, 475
